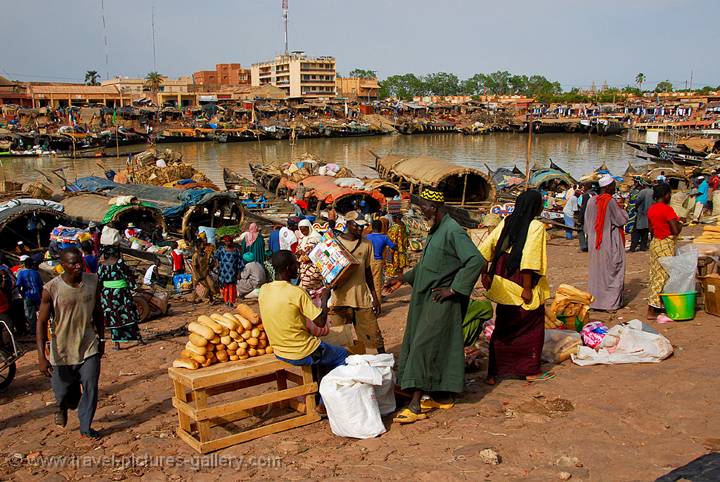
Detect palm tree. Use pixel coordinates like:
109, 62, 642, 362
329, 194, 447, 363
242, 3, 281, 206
635, 72, 646, 92
84, 70, 100, 86
144, 72, 164, 93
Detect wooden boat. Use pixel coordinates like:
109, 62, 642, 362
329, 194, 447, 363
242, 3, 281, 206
223, 168, 263, 194
70, 177, 245, 239
0, 199, 72, 260
372, 154, 496, 208
156, 128, 215, 143
61, 192, 168, 235
215, 128, 262, 143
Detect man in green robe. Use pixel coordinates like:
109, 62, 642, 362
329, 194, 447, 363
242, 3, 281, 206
389, 188, 485, 424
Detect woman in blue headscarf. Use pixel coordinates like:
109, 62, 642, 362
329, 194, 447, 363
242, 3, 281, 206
237, 252, 267, 299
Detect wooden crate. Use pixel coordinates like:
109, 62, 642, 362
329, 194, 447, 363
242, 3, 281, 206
168, 355, 320, 454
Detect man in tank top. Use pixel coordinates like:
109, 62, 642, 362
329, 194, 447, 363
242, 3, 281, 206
36, 247, 104, 439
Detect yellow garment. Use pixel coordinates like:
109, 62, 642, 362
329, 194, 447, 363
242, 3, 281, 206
258, 280, 322, 360
479, 219, 550, 310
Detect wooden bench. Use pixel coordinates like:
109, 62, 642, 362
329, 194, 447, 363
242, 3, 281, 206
168, 355, 321, 454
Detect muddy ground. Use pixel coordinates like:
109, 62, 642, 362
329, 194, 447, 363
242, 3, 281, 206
1, 229, 719, 481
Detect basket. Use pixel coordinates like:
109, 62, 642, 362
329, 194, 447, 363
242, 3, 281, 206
659, 292, 697, 321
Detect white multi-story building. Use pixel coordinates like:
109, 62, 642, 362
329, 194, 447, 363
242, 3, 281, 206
251, 52, 336, 98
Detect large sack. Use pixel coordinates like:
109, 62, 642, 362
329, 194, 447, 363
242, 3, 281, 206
572, 319, 673, 366
319, 362, 386, 439
346, 354, 396, 415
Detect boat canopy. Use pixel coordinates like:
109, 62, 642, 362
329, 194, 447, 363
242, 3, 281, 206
299, 176, 384, 214
61, 193, 167, 233
528, 168, 575, 191
376, 155, 496, 206
0, 199, 71, 252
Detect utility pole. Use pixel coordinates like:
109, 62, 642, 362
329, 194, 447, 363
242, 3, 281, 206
152, 6, 157, 71
101, 0, 109, 79
689, 70, 693, 91
282, 0, 289, 55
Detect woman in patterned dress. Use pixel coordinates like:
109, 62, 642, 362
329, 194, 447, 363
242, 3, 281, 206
297, 219, 324, 302
98, 246, 143, 350
385, 214, 409, 277
214, 235, 243, 306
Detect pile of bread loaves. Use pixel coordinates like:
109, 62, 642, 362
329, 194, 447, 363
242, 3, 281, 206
172, 304, 271, 370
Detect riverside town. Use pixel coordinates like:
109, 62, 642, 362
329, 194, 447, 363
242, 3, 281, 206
0, 1, 719, 481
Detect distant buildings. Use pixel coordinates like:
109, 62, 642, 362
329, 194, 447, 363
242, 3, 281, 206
192, 64, 251, 90
251, 52, 336, 99
336, 77, 380, 101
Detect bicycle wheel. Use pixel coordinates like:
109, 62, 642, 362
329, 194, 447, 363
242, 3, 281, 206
0, 349, 17, 391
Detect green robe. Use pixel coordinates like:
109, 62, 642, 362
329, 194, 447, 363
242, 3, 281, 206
241, 235, 267, 265
398, 214, 485, 393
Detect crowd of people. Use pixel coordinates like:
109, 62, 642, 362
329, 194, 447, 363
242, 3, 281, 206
15, 166, 701, 438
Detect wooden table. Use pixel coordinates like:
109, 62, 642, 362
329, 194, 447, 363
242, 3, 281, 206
168, 355, 320, 454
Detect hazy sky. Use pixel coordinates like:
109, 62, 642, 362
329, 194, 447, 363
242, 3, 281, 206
2, 0, 718, 90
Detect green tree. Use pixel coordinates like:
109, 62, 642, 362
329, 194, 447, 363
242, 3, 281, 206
635, 72, 646, 91
422, 72, 460, 96
461, 74, 488, 96
483, 71, 513, 95
654, 80, 673, 93
144, 71, 164, 93
347, 69, 377, 79
379, 73, 427, 100
84, 70, 100, 86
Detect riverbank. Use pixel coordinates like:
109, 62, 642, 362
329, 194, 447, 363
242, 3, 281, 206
1, 227, 718, 481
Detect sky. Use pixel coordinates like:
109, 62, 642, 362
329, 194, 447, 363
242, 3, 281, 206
1, 0, 718, 90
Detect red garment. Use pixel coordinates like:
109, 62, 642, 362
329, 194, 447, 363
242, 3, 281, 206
594, 194, 625, 250
710, 175, 720, 190
221, 283, 237, 304
171, 250, 184, 272
648, 202, 679, 240
0, 290, 9, 313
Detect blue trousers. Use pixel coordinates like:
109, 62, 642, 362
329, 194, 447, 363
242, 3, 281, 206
564, 214, 575, 239
276, 342, 348, 405
276, 341, 348, 372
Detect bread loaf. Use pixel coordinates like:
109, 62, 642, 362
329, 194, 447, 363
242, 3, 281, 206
185, 341, 207, 356
236, 304, 260, 324
247, 337, 259, 347
234, 314, 252, 331
189, 333, 209, 347
188, 322, 214, 340
265, 346, 273, 354
198, 315, 224, 334
173, 358, 199, 369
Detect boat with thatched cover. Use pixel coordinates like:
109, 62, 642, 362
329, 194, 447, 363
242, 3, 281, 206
372, 154, 496, 208
528, 168, 575, 191
291, 176, 388, 215
223, 168, 263, 195
61, 193, 167, 235
0, 199, 71, 259
70, 177, 244, 239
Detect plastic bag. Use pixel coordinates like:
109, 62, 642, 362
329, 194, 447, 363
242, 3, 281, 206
581, 321, 609, 348
346, 354, 396, 415
319, 363, 386, 439
572, 319, 673, 366
659, 245, 698, 293
541, 329, 581, 363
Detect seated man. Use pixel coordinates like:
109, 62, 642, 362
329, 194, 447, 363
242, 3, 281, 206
259, 250, 347, 414
237, 252, 267, 298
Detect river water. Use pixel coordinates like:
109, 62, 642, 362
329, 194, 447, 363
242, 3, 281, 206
0, 131, 650, 188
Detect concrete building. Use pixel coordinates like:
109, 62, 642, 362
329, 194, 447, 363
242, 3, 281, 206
251, 52, 336, 98
336, 77, 380, 101
102, 76, 195, 107
0, 76, 32, 106
29, 84, 129, 108
193, 64, 251, 90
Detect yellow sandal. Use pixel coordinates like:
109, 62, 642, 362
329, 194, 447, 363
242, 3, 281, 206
392, 408, 428, 424
420, 398, 455, 412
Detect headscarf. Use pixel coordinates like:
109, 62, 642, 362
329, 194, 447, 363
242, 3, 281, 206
244, 223, 259, 246
242, 252, 256, 263
489, 189, 543, 277
298, 219, 322, 250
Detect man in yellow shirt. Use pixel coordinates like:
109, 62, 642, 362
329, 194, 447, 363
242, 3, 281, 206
259, 251, 347, 379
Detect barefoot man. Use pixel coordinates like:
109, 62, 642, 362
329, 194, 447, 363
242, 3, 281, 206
388, 188, 484, 424
36, 248, 105, 439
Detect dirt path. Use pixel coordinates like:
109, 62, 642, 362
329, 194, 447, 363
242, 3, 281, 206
1, 234, 719, 481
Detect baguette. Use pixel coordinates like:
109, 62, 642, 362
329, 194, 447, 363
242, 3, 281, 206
210, 335, 221, 344
236, 304, 260, 324
248, 348, 257, 357
226, 341, 239, 351
265, 346, 273, 354
240, 331, 251, 340
185, 341, 207, 356
250, 328, 260, 338
220, 335, 232, 345
215, 315, 238, 331
229, 330, 241, 340
188, 322, 214, 340
198, 315, 224, 334
236, 347, 247, 356
216, 350, 228, 362
173, 357, 199, 370
233, 314, 252, 331
247, 337, 259, 347
258, 338, 268, 349
229, 355, 239, 361
256, 348, 266, 356
209, 313, 226, 322
238, 341, 249, 350
189, 333, 209, 347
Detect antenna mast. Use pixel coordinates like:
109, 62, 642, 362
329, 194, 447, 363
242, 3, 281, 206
282, 0, 289, 54
101, 0, 110, 79
152, 6, 157, 71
